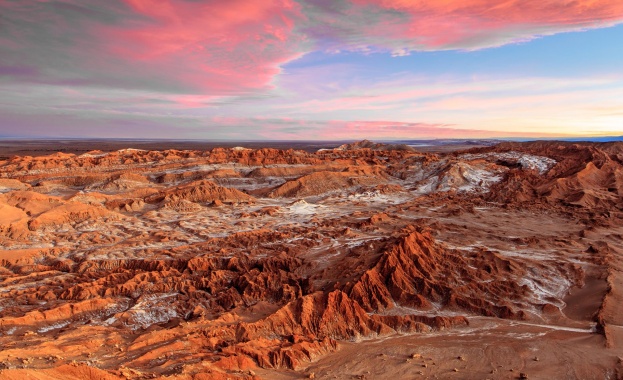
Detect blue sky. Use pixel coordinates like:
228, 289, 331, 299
1, 0, 622, 140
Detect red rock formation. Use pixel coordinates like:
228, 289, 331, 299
0, 141, 619, 379
335, 139, 416, 152
479, 142, 623, 209
268, 169, 386, 198
28, 202, 118, 230
146, 180, 255, 204
0, 201, 30, 240
0, 364, 123, 380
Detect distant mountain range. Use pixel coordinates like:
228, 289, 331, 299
561, 136, 623, 142
392, 136, 623, 146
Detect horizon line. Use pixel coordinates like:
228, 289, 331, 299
0, 135, 622, 142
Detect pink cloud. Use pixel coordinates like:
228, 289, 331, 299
196, 116, 572, 140
94, 0, 306, 94
2, 0, 623, 142
313, 120, 568, 139
318, 0, 623, 50
2, 0, 622, 97
0, 0, 307, 94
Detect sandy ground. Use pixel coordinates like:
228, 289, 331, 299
264, 319, 616, 380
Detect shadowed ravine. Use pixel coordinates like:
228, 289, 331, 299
1, 140, 622, 379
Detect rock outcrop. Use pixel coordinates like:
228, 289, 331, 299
0, 141, 620, 379
146, 180, 255, 204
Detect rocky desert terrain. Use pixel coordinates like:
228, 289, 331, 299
0, 140, 622, 379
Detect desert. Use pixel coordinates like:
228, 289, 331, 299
0, 140, 622, 379
3, 0, 623, 378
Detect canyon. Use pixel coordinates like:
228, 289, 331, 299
0, 140, 622, 379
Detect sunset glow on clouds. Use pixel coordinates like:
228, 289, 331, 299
1, 0, 622, 139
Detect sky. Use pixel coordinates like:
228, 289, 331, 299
1, 0, 623, 140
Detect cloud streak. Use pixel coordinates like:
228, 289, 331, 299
1, 1, 622, 139
3, 0, 622, 94
0, 0, 307, 94
300, 0, 623, 53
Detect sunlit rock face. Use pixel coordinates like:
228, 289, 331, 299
1, 141, 622, 379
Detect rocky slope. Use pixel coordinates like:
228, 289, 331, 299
0, 141, 622, 379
